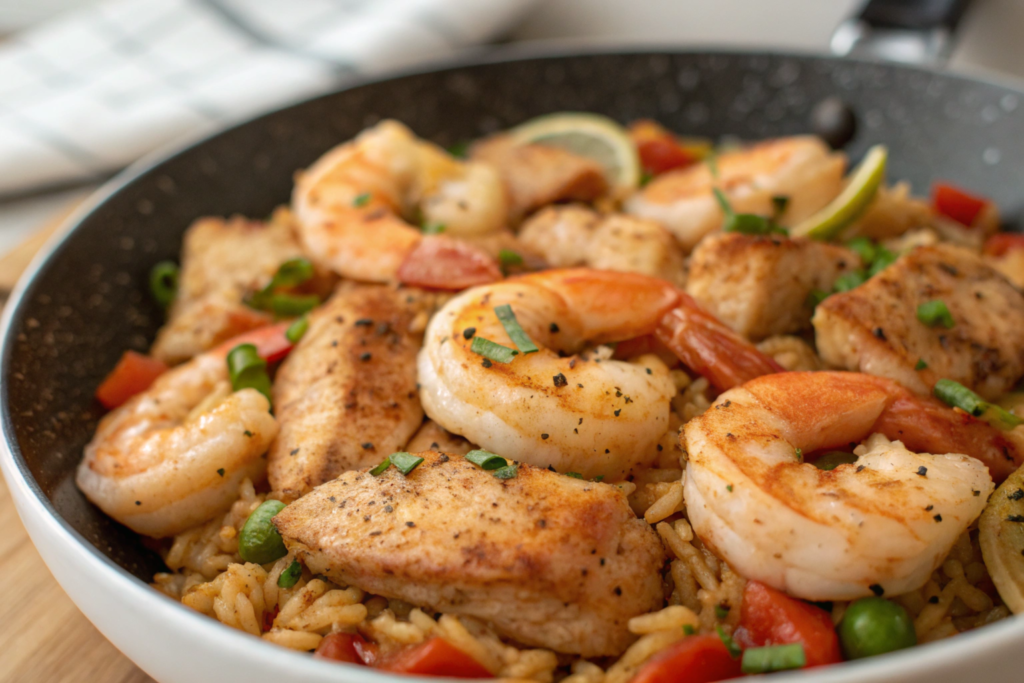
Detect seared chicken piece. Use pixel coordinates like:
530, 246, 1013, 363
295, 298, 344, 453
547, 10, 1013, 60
686, 233, 861, 340
151, 211, 317, 364
274, 451, 667, 657
471, 135, 608, 222
519, 205, 686, 286
267, 285, 430, 499
814, 245, 1024, 400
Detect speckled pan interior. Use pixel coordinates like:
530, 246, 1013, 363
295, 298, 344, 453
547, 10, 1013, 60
3, 49, 1024, 584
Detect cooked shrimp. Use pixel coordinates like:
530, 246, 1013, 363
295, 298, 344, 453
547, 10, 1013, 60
292, 120, 507, 283
417, 268, 780, 479
684, 371, 995, 601
76, 325, 288, 538
625, 136, 845, 251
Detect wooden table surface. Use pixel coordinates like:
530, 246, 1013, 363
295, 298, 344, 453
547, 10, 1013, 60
0, 202, 155, 683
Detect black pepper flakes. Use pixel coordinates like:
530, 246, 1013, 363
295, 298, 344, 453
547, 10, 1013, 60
135, 500, 141, 506
614, 409, 621, 417
355, 318, 373, 327
613, 586, 622, 596
290, 448, 300, 456
873, 327, 887, 341
934, 514, 943, 522
463, 327, 476, 340
917, 466, 928, 477
1007, 515, 1024, 523
541, 433, 549, 440
553, 373, 568, 387
925, 505, 933, 511
1009, 489, 1024, 501
550, 322, 560, 333
360, 352, 372, 362
362, 442, 374, 450
869, 584, 884, 596
482, 358, 493, 368
384, 505, 393, 513
406, 521, 416, 528
928, 595, 939, 604
216, 468, 225, 477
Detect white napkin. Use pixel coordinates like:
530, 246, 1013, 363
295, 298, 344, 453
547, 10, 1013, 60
0, 0, 538, 196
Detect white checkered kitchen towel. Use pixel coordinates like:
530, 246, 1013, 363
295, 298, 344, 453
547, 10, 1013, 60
0, 0, 538, 196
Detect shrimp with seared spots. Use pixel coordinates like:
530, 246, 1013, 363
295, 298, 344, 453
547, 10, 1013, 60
292, 120, 507, 285
625, 136, 846, 251
76, 324, 290, 538
417, 268, 781, 480
684, 371, 999, 602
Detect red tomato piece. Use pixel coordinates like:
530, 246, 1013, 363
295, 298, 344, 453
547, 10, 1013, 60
315, 633, 376, 665
638, 138, 697, 175
932, 182, 989, 227
735, 581, 842, 668
984, 233, 1024, 257
378, 637, 493, 678
213, 321, 294, 363
95, 351, 168, 409
631, 635, 743, 683
397, 236, 502, 291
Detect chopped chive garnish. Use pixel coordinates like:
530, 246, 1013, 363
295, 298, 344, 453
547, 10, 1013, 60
369, 458, 392, 476
594, 475, 605, 482
272, 258, 315, 289
741, 644, 806, 674
915, 358, 928, 371
286, 315, 310, 343
917, 300, 955, 328
389, 451, 424, 475
492, 463, 519, 480
934, 379, 1023, 430
498, 249, 524, 267
771, 195, 790, 218
470, 336, 519, 363
495, 304, 539, 354
716, 625, 742, 659
707, 152, 720, 179
713, 187, 732, 215
353, 192, 371, 207
422, 221, 446, 235
227, 343, 272, 405
813, 451, 858, 471
715, 604, 730, 619
807, 289, 831, 308
149, 260, 179, 309
683, 624, 696, 636
447, 141, 469, 159
868, 247, 897, 276
270, 293, 320, 318
565, 472, 584, 479
795, 448, 803, 462
640, 171, 654, 187
725, 213, 773, 235
277, 559, 302, 588
465, 450, 508, 470
834, 270, 866, 293
846, 237, 877, 264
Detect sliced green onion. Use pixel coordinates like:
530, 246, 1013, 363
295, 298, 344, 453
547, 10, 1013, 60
239, 500, 287, 564
149, 260, 179, 309
390, 451, 425, 475
565, 472, 584, 479
724, 213, 771, 235
498, 249, 524, 267
227, 343, 272, 404
277, 559, 302, 588
422, 221, 446, 235
369, 458, 392, 476
495, 304, 539, 354
286, 315, 309, 343
470, 336, 519, 364
846, 237, 877, 265
917, 300, 955, 329
272, 258, 315, 289
980, 403, 1024, 431
814, 451, 858, 471
492, 463, 519, 480
868, 247, 897, 276
247, 258, 317, 312
915, 358, 928, 371
270, 293, 320, 318
716, 625, 742, 659
353, 192, 371, 207
713, 187, 732, 215
741, 644, 806, 674
465, 450, 508, 470
935, 379, 1023, 430
683, 624, 696, 636
834, 270, 867, 293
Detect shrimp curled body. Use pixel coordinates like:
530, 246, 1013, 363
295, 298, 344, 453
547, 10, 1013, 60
684, 371, 994, 601
76, 333, 282, 538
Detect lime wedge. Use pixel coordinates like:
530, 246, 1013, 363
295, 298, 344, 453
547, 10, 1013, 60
509, 112, 640, 197
791, 144, 888, 240
980, 464, 1024, 615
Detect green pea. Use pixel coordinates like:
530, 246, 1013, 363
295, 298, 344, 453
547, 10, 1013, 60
838, 597, 916, 660
239, 500, 288, 564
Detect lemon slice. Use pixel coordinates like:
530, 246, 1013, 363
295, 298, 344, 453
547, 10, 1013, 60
791, 144, 888, 240
509, 112, 640, 197
980, 464, 1024, 614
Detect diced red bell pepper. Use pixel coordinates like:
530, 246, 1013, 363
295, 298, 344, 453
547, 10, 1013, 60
630, 119, 698, 176
95, 351, 168, 409
378, 637, 492, 678
631, 634, 743, 683
983, 233, 1024, 258
213, 321, 295, 363
315, 633, 377, 666
735, 581, 842, 669
932, 182, 990, 227
397, 236, 503, 291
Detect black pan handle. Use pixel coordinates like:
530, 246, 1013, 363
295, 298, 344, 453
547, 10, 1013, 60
831, 0, 973, 65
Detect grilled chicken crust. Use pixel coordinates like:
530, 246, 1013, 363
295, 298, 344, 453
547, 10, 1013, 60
687, 233, 861, 340
274, 451, 667, 657
151, 214, 312, 364
267, 285, 429, 498
814, 244, 1024, 399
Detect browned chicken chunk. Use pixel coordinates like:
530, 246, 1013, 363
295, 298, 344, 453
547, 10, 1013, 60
274, 451, 667, 657
267, 285, 430, 498
686, 233, 861, 340
471, 135, 608, 222
151, 211, 315, 364
814, 244, 1024, 399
